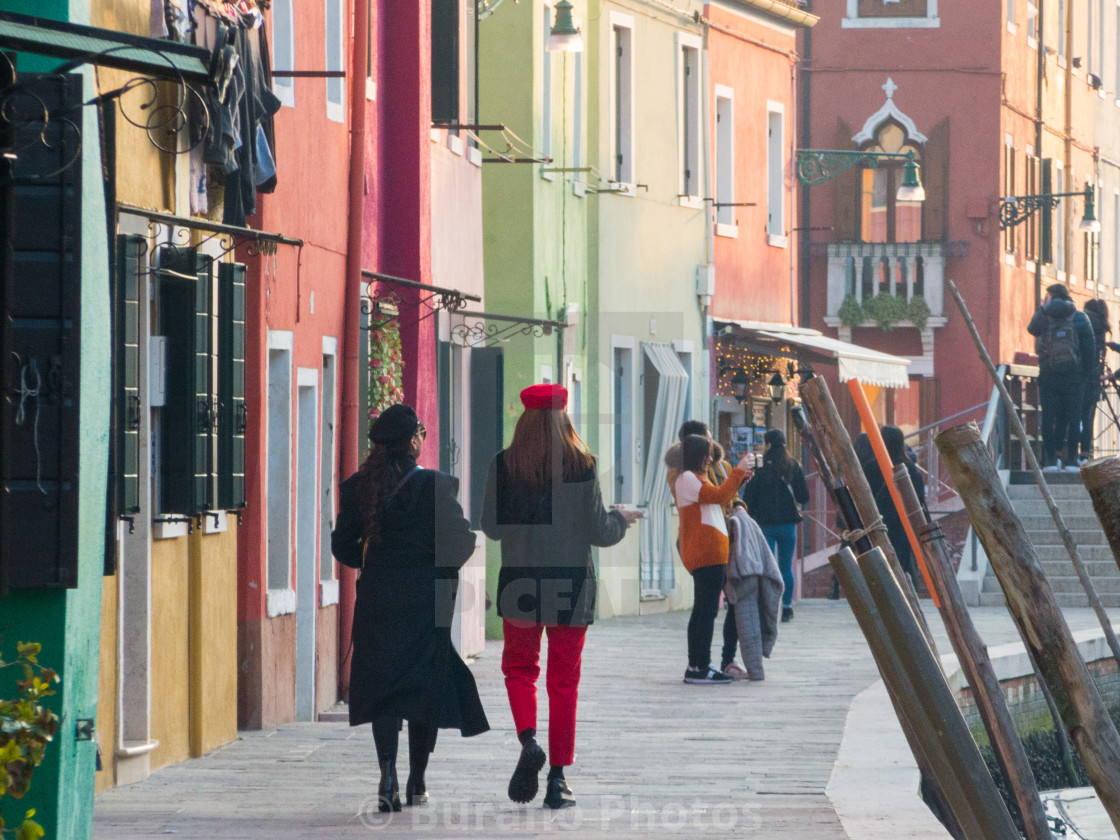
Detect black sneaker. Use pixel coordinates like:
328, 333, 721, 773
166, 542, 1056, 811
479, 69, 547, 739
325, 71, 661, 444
781, 607, 794, 623
683, 666, 732, 685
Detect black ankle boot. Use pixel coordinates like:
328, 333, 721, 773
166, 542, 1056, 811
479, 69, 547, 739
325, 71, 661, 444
378, 759, 402, 812
405, 775, 429, 806
543, 775, 575, 809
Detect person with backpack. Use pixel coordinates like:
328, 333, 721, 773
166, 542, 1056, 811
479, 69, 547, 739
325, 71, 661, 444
1028, 283, 1096, 471
1081, 299, 1110, 464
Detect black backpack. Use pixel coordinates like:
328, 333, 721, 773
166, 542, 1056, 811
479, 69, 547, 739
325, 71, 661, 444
1037, 312, 1081, 374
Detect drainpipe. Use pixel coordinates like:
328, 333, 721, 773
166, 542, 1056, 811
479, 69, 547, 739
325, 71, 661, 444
1063, 0, 1072, 297
699, 15, 714, 425
1034, 0, 1044, 307
338, 0, 370, 699
798, 0, 812, 329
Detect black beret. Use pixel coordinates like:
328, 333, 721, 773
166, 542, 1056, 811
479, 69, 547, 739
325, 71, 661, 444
369, 403, 419, 445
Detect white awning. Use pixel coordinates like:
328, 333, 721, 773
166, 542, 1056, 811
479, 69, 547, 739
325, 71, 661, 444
717, 321, 912, 388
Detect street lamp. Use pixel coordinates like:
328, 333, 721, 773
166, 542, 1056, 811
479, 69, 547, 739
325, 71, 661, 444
546, 0, 582, 52
795, 149, 925, 202
767, 370, 786, 404
999, 182, 1100, 233
730, 370, 751, 404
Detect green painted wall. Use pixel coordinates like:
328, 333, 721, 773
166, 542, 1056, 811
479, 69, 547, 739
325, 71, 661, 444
479, 0, 593, 638
0, 2, 109, 835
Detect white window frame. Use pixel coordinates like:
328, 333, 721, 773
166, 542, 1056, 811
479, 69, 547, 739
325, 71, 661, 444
843, 0, 940, 28
320, 337, 339, 606
677, 33, 702, 207
325, 0, 345, 121
266, 330, 295, 617
573, 45, 585, 195
714, 85, 735, 235
1058, 0, 1066, 59
609, 11, 636, 195
767, 101, 787, 247
272, 0, 296, 107
1007, 0, 1016, 31
1027, 1, 1038, 47
541, 2, 554, 180
610, 336, 636, 505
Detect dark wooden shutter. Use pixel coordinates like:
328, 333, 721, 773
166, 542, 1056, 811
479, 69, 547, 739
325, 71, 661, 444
116, 235, 143, 516
468, 347, 503, 528
431, 0, 460, 124
1040, 159, 1053, 265
0, 73, 83, 589
832, 119, 859, 242
921, 118, 949, 243
160, 246, 213, 515
218, 262, 247, 510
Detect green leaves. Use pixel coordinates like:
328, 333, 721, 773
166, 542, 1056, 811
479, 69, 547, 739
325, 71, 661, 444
860, 292, 909, 331
0, 639, 58, 839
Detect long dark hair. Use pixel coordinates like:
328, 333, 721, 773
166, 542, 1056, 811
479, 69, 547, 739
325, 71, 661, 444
356, 437, 414, 545
762, 428, 793, 482
681, 434, 712, 473
503, 408, 595, 486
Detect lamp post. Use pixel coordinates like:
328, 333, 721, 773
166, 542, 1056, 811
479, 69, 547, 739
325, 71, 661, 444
795, 149, 925, 201
998, 182, 1099, 233
546, 0, 582, 52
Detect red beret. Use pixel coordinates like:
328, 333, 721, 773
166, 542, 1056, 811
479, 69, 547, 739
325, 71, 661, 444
520, 383, 568, 411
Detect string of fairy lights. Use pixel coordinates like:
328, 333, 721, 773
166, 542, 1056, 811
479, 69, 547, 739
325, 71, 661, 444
714, 342, 800, 404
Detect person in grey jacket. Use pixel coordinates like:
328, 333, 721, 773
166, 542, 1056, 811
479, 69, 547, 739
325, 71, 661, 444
724, 502, 784, 681
481, 383, 641, 810
1027, 283, 1096, 470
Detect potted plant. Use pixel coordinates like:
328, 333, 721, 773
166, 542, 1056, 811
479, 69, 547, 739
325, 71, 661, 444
838, 294, 865, 329
861, 292, 909, 330
0, 640, 59, 840
907, 295, 932, 330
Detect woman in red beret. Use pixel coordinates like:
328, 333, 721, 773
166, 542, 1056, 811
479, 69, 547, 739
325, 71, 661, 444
481, 384, 642, 809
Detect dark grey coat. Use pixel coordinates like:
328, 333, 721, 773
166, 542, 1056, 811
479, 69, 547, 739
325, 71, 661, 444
331, 458, 489, 736
480, 454, 626, 626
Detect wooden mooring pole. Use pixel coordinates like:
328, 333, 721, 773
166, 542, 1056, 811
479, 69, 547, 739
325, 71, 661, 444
937, 423, 1120, 830
893, 464, 1052, 840
947, 279, 1120, 668
831, 547, 1015, 840
1081, 457, 1120, 576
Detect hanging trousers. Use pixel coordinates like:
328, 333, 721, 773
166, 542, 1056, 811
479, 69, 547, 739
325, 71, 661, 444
501, 619, 587, 767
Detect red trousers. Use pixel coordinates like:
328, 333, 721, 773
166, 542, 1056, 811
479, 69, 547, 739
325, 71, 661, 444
501, 619, 587, 767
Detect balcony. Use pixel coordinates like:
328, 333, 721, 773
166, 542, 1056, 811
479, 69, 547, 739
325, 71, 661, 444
823, 241, 947, 330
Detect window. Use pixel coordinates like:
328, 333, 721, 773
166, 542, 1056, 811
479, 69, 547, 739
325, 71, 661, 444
1004, 137, 1016, 254
1086, 230, 1100, 284
1007, 0, 1015, 27
432, 0, 460, 124
1056, 164, 1067, 271
611, 342, 634, 504
267, 333, 294, 607
1088, 0, 1095, 75
1113, 191, 1119, 287
325, 0, 344, 120
1025, 149, 1038, 261
1027, 1, 1037, 44
1058, 0, 1066, 58
272, 0, 296, 106
542, 4, 552, 168
320, 345, 338, 602
610, 13, 634, 187
217, 263, 247, 510
845, 0, 939, 28
767, 104, 786, 243
573, 49, 583, 182
679, 37, 701, 200
715, 87, 734, 228
858, 121, 922, 243
1099, 0, 1106, 82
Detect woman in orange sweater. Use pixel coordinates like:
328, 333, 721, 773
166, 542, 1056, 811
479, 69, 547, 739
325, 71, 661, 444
674, 434, 751, 685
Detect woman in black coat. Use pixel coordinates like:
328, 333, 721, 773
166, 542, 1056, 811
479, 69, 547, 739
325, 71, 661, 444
862, 425, 927, 589
481, 383, 641, 810
331, 404, 489, 813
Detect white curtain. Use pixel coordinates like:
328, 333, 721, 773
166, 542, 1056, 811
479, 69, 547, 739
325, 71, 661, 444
638, 343, 689, 597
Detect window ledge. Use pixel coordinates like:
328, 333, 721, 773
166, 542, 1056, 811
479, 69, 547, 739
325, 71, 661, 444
572, 181, 586, 197
202, 511, 228, 535
678, 195, 703, 210
448, 133, 464, 156
1027, 36, 1037, 50
1086, 280, 1097, 291
365, 78, 376, 101
326, 101, 345, 124
715, 223, 738, 239
1004, 252, 1017, 266
321, 579, 340, 607
467, 145, 482, 167
608, 182, 636, 197
153, 519, 188, 541
768, 233, 789, 249
843, 16, 940, 28
1113, 286, 1120, 298
267, 588, 296, 617
1006, 21, 1018, 35
1026, 259, 1037, 273
540, 168, 557, 182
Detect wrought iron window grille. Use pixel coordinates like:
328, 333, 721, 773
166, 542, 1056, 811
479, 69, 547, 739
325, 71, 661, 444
360, 270, 481, 331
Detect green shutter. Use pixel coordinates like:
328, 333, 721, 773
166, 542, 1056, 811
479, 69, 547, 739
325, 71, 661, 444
1040, 160, 1053, 265
218, 262, 247, 510
116, 234, 143, 515
159, 246, 213, 515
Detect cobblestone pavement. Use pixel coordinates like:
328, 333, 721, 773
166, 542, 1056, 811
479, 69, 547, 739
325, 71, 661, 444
92, 602, 1119, 839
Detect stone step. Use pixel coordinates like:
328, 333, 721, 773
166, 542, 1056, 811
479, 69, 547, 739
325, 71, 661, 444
977, 588, 1120, 608
1038, 559, 1120, 577
1009, 500, 1099, 517
1029, 530, 1111, 545
1007, 483, 1092, 500
1019, 514, 1104, 531
1034, 544, 1117, 562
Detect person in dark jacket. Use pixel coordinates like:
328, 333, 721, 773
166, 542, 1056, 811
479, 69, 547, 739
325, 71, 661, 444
1081, 298, 1110, 463
331, 404, 489, 813
739, 429, 809, 622
862, 425, 928, 589
1028, 283, 1096, 470
481, 383, 640, 810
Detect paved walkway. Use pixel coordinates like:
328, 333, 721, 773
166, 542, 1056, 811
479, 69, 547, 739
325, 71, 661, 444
92, 602, 1120, 839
